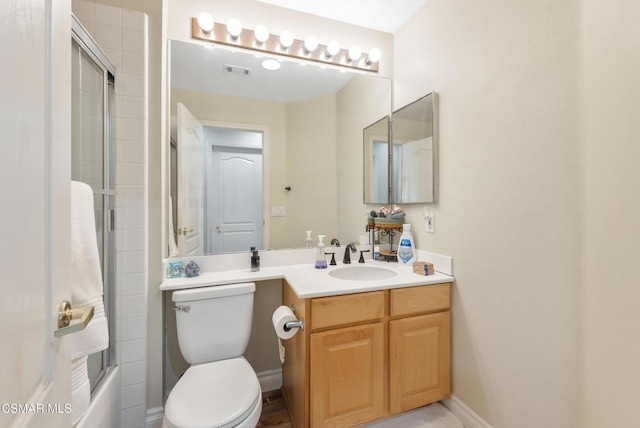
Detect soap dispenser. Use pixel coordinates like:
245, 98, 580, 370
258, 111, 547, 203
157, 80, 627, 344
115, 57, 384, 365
314, 235, 327, 269
250, 246, 260, 272
305, 230, 313, 248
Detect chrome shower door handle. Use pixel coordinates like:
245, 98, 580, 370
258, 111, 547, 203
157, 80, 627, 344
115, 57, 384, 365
54, 300, 95, 337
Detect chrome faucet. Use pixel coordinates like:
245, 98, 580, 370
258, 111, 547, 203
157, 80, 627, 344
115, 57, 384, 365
343, 243, 357, 264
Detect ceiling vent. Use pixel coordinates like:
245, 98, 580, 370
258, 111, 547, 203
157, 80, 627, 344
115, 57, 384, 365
223, 64, 252, 76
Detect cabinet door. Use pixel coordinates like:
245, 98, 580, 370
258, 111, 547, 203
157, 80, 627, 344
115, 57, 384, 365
310, 322, 384, 427
390, 311, 451, 413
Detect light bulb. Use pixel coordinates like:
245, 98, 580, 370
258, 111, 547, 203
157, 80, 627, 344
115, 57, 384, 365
254, 25, 269, 43
326, 40, 340, 57
227, 18, 242, 38
197, 12, 214, 33
279, 30, 294, 48
348, 46, 362, 62
304, 35, 318, 53
367, 48, 382, 64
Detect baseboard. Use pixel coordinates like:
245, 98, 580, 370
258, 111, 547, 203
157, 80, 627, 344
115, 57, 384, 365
146, 407, 164, 428
258, 368, 283, 393
441, 395, 493, 428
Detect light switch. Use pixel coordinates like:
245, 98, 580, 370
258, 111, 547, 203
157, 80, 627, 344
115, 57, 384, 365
271, 206, 286, 217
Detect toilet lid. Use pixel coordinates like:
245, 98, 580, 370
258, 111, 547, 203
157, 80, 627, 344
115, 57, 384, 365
165, 357, 261, 428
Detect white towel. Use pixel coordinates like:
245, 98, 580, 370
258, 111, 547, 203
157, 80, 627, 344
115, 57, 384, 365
71, 356, 90, 426
70, 181, 109, 359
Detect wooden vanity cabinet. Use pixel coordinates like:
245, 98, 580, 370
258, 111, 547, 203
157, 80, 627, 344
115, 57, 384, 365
310, 322, 385, 427
389, 284, 451, 413
282, 281, 451, 428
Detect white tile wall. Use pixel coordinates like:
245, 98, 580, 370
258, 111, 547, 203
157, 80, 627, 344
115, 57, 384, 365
73, 2, 149, 427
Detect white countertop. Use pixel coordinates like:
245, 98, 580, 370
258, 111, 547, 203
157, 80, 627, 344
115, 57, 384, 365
160, 260, 454, 299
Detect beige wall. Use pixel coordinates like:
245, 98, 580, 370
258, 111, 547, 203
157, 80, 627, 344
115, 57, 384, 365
286, 95, 338, 245
394, 0, 582, 427
395, 1, 640, 426
580, 0, 640, 426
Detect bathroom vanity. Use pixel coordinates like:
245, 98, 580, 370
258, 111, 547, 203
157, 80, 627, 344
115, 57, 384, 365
282, 280, 451, 428
160, 251, 453, 427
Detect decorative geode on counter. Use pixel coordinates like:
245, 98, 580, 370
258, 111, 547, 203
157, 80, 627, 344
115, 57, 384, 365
185, 260, 200, 278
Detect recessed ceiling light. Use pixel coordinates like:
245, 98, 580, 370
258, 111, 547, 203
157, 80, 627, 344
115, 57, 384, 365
261, 59, 281, 70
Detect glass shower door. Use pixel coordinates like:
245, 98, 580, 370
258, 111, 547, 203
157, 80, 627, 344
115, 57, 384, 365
71, 29, 116, 392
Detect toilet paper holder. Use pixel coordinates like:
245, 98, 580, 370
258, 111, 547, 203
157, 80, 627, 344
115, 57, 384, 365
284, 318, 304, 331
283, 304, 304, 331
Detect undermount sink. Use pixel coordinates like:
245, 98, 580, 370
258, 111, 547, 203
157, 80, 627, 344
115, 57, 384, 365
328, 265, 397, 281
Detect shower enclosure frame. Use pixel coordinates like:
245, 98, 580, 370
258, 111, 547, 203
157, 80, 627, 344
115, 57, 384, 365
71, 14, 117, 394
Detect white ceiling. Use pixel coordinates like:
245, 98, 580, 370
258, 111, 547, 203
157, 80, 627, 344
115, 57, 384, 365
255, 0, 428, 33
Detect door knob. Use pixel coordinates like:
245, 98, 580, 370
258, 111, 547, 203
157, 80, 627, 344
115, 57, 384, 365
178, 227, 193, 235
54, 300, 94, 337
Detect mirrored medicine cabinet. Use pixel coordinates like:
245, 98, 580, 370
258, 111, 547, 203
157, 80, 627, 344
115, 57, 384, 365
363, 93, 437, 205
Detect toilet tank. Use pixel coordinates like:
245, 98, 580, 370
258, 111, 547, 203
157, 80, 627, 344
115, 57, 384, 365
172, 282, 255, 365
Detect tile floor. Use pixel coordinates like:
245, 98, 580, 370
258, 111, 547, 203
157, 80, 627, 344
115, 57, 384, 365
257, 390, 463, 428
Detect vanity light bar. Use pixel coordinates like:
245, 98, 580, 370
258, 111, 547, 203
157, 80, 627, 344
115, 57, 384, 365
190, 17, 380, 73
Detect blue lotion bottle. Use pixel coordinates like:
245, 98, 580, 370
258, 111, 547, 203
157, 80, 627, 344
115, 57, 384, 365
315, 235, 327, 269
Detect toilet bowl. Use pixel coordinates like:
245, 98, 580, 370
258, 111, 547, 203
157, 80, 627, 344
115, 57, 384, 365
163, 283, 262, 428
163, 358, 262, 428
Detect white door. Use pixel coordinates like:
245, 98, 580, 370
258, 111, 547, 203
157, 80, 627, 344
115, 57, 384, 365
176, 103, 205, 256
208, 147, 263, 254
0, 1, 72, 427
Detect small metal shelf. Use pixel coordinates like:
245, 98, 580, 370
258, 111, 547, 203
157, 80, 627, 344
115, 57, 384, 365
365, 223, 403, 252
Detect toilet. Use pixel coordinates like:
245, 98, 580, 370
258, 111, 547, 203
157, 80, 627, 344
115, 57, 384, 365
163, 283, 262, 428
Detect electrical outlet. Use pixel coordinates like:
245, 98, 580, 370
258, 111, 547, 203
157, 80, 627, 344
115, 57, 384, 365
424, 212, 435, 233
271, 206, 286, 217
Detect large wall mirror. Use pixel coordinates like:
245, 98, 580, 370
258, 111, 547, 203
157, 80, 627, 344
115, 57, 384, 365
167, 40, 391, 256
